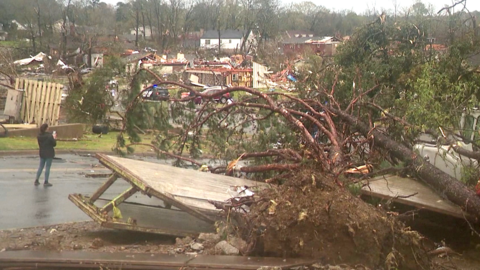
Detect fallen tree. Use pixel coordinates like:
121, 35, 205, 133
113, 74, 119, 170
74, 5, 480, 269
334, 108, 480, 220
108, 74, 476, 269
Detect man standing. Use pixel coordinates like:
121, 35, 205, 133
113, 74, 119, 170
34, 123, 57, 187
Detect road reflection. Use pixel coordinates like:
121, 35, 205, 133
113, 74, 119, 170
33, 186, 52, 221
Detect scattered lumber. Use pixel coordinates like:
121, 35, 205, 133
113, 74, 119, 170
2, 124, 37, 130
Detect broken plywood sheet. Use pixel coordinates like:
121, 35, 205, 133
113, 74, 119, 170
70, 154, 268, 236
361, 174, 465, 218
96, 154, 267, 212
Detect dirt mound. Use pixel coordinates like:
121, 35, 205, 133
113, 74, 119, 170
243, 169, 432, 269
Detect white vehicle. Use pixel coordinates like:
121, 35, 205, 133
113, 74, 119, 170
413, 110, 480, 180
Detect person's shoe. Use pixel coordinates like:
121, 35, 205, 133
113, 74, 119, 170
34, 180, 40, 186
44, 182, 53, 187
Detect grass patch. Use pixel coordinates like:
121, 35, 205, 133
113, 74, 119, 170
0, 132, 152, 153
0, 130, 219, 156
0, 136, 38, 150
0, 131, 202, 155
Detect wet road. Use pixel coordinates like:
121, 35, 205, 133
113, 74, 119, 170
0, 153, 167, 230
0, 152, 230, 230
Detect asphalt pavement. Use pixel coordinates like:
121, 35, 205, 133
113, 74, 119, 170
0, 153, 118, 230
0, 151, 231, 230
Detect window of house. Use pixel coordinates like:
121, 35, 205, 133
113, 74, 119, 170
205, 40, 210, 45
232, 74, 239, 81
229, 39, 232, 43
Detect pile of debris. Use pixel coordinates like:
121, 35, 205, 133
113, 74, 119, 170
173, 231, 247, 256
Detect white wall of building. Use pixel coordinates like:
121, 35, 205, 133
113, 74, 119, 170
200, 38, 242, 50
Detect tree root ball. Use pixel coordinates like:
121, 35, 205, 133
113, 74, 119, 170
243, 170, 432, 269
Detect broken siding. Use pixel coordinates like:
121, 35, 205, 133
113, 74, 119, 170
252, 62, 270, 89
185, 70, 225, 86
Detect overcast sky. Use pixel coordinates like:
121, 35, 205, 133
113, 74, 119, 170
100, 0, 480, 13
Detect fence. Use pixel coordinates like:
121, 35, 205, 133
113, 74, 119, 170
17, 78, 63, 126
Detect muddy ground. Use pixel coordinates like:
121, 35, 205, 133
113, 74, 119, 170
0, 217, 479, 269
0, 214, 480, 269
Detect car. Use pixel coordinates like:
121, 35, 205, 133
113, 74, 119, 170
194, 86, 231, 104
142, 85, 170, 101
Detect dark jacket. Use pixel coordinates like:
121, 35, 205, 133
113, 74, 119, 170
37, 132, 56, 158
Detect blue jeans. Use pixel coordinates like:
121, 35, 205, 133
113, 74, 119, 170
36, 158, 53, 183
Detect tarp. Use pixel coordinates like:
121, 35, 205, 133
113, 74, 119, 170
287, 74, 297, 82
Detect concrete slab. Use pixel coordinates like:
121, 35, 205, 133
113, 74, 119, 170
0, 250, 192, 269
0, 251, 315, 269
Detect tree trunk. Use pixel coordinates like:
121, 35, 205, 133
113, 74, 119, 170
334, 109, 480, 220
135, 9, 139, 48
141, 9, 146, 40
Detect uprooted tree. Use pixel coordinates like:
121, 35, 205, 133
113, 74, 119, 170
69, 6, 480, 270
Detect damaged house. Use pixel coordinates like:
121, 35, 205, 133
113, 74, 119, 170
13, 52, 51, 73
184, 56, 276, 89
123, 51, 189, 76
282, 30, 342, 57
184, 57, 253, 87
